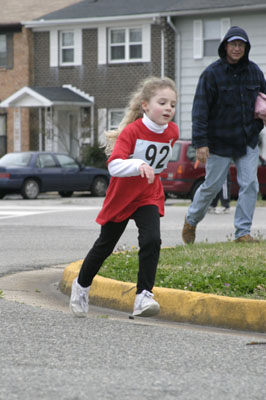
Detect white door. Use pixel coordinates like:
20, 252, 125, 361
57, 110, 79, 158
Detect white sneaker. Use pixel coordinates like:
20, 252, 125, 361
132, 290, 160, 317
208, 207, 217, 214
221, 207, 230, 214
70, 278, 90, 317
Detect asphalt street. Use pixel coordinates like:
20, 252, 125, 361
1, 194, 266, 276
1, 266, 266, 400
1, 194, 266, 399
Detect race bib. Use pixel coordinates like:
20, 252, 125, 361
132, 139, 172, 174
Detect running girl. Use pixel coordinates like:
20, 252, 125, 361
70, 76, 179, 318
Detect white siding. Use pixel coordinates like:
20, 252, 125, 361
231, 13, 266, 75
175, 12, 266, 139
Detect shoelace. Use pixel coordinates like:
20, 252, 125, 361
144, 291, 154, 298
80, 292, 88, 310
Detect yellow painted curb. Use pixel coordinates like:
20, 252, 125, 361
60, 260, 266, 333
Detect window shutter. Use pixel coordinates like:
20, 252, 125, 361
98, 108, 107, 144
74, 29, 82, 65
98, 26, 106, 65
193, 20, 203, 59
142, 24, 151, 62
50, 30, 58, 67
220, 18, 231, 39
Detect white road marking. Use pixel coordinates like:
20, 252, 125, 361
0, 205, 101, 220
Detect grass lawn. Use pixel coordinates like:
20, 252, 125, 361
99, 240, 266, 301
99, 199, 266, 300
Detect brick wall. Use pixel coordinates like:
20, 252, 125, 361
33, 21, 176, 144
0, 27, 33, 152
34, 25, 165, 109
34, 25, 168, 135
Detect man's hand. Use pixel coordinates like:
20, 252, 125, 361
196, 147, 209, 164
139, 163, 155, 184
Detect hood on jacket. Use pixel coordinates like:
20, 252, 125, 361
218, 26, 250, 64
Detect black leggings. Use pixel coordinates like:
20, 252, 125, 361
78, 205, 161, 294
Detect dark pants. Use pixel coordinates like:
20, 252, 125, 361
78, 205, 161, 294
211, 173, 231, 209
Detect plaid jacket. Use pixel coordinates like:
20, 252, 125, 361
192, 27, 266, 158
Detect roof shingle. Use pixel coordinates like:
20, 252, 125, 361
34, 0, 266, 21
0, 0, 82, 24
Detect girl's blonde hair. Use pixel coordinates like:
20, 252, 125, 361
104, 76, 177, 155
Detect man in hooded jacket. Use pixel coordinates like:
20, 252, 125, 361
182, 26, 266, 244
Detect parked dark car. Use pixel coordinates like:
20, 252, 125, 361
160, 140, 266, 200
0, 151, 110, 199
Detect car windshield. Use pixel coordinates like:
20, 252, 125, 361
0, 153, 32, 167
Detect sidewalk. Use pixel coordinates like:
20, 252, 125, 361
60, 260, 266, 333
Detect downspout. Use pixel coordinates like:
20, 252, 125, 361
167, 16, 181, 130
161, 27, 165, 78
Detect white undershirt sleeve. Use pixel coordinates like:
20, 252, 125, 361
108, 158, 145, 177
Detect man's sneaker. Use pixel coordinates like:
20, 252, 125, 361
182, 217, 196, 244
70, 278, 90, 317
221, 207, 230, 214
208, 206, 217, 214
235, 234, 259, 243
132, 290, 160, 317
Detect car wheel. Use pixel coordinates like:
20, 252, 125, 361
0, 192, 6, 199
59, 191, 73, 198
90, 176, 108, 197
190, 179, 204, 200
21, 179, 40, 199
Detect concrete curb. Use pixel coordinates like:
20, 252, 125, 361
60, 260, 266, 333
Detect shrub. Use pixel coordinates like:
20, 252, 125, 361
82, 144, 107, 169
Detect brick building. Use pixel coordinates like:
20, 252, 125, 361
1, 0, 176, 160
1, 0, 265, 160
0, 0, 84, 157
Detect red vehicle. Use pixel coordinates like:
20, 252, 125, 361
160, 140, 266, 200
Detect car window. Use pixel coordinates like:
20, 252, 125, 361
0, 152, 32, 167
186, 145, 196, 162
169, 143, 181, 161
56, 154, 79, 169
36, 154, 57, 168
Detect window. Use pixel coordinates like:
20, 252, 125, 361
98, 24, 151, 64
0, 35, 7, 66
109, 27, 143, 63
0, 33, 13, 68
169, 142, 181, 162
0, 114, 7, 157
0, 152, 32, 167
193, 18, 230, 59
108, 109, 124, 130
186, 145, 196, 162
37, 154, 57, 169
57, 154, 79, 169
50, 29, 82, 67
60, 31, 74, 64
203, 20, 220, 57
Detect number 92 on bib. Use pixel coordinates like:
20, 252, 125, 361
132, 139, 172, 174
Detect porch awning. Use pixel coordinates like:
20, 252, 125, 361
0, 84, 94, 107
